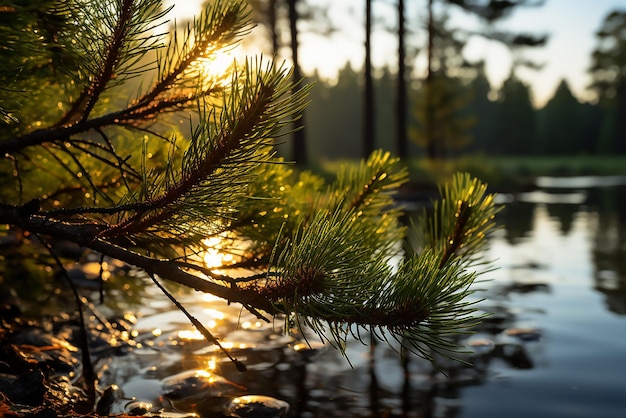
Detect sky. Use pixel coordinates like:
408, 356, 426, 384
165, 0, 626, 108
471, 0, 626, 107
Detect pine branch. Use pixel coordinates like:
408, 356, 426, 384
67, 0, 135, 125
422, 172, 499, 266
139, 0, 250, 106
57, 0, 169, 126
0, 204, 275, 318
101, 60, 308, 241
252, 171, 499, 360
0, 0, 502, 369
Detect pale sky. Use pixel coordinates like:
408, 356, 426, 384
165, 0, 626, 108
477, 0, 626, 106
296, 0, 626, 108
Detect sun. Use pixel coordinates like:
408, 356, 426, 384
197, 48, 239, 81
162, 0, 204, 21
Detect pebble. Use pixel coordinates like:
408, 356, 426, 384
125, 400, 153, 416
226, 395, 290, 418
504, 327, 543, 342
161, 369, 246, 401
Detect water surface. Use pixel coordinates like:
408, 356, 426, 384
101, 177, 626, 417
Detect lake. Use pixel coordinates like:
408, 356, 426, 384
100, 176, 626, 418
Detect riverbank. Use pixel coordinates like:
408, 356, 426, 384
413, 155, 626, 189
316, 155, 626, 195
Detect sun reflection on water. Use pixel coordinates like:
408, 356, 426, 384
202, 236, 234, 270
178, 329, 204, 340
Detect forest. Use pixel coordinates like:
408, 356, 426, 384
306, 64, 608, 160
248, 1, 626, 164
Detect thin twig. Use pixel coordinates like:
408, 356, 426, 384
149, 273, 247, 372
35, 234, 97, 412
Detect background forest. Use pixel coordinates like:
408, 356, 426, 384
242, 0, 626, 168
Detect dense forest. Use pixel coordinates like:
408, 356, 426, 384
254, 2, 626, 163
304, 63, 608, 161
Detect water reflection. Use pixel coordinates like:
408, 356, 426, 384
92, 179, 626, 418
590, 187, 626, 316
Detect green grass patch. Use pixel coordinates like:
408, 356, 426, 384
314, 155, 626, 192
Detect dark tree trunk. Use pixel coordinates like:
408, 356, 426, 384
425, 0, 436, 160
269, 0, 278, 56
395, 0, 408, 160
363, 0, 375, 159
616, 79, 626, 153
288, 0, 307, 165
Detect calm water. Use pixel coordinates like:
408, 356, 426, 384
100, 177, 626, 418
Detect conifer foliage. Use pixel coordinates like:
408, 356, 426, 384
0, 0, 499, 364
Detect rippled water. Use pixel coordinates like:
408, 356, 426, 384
98, 177, 626, 418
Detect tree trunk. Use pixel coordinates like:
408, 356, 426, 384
269, 0, 279, 56
363, 0, 375, 159
395, 0, 408, 160
616, 78, 626, 153
425, 0, 436, 160
288, 0, 307, 165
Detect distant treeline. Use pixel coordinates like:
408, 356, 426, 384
302, 64, 619, 161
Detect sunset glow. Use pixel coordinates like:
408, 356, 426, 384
203, 236, 234, 269
163, 0, 624, 108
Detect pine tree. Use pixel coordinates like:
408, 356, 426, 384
411, 11, 475, 158
537, 80, 581, 155
492, 72, 536, 155
0, 0, 499, 376
589, 10, 626, 154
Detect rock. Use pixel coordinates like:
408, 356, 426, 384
7, 328, 79, 375
124, 400, 153, 416
0, 369, 46, 406
226, 395, 290, 418
466, 337, 495, 354
504, 327, 543, 342
161, 370, 246, 401
96, 384, 121, 416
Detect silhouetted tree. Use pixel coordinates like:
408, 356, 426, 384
424, 0, 436, 159
377, 67, 396, 153
306, 65, 363, 160
589, 10, 626, 154
412, 75, 475, 157
247, 0, 280, 54
537, 80, 581, 155
413, 9, 475, 158
577, 102, 605, 154
364, 0, 375, 158
396, 0, 408, 159
492, 72, 536, 155
418, 0, 547, 159
287, 0, 308, 164
465, 61, 496, 153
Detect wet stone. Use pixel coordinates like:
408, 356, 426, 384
504, 327, 543, 342
148, 412, 199, 418
161, 369, 246, 401
6, 328, 80, 375
226, 395, 290, 418
124, 400, 153, 416
96, 384, 121, 416
0, 369, 46, 406
466, 337, 495, 355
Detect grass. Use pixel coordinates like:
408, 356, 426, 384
437, 155, 626, 190
315, 154, 626, 192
